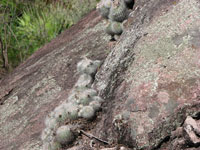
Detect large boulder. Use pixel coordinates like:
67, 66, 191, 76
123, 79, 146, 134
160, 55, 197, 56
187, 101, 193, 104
1, 0, 200, 150
94, 0, 200, 149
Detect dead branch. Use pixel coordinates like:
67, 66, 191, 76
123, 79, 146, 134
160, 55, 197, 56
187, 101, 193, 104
79, 130, 110, 145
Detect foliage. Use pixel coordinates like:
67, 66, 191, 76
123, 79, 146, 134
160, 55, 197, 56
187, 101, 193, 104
0, 0, 98, 69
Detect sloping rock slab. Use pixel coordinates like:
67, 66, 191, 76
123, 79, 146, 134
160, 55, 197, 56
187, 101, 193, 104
94, 0, 200, 149
0, 10, 109, 150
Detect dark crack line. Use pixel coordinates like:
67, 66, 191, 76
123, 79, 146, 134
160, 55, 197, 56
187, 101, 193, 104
0, 88, 14, 105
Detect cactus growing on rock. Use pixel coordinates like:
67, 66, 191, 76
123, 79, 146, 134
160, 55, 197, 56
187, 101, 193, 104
56, 125, 75, 145
41, 59, 104, 149
109, 0, 128, 22
75, 73, 93, 88
97, 0, 112, 19
97, 0, 133, 40
62, 102, 79, 120
54, 105, 68, 123
77, 58, 102, 76
78, 106, 95, 120
111, 21, 123, 35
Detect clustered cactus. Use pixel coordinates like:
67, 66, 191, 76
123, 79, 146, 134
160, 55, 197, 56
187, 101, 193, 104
41, 58, 104, 150
97, 0, 134, 40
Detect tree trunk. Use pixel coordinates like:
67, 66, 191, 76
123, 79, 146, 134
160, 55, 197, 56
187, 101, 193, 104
0, 37, 9, 70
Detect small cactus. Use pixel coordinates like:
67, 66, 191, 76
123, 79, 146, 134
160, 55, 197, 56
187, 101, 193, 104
78, 106, 95, 120
56, 125, 75, 145
105, 21, 115, 39
97, 0, 112, 19
111, 21, 123, 35
62, 103, 79, 120
75, 74, 93, 88
77, 58, 101, 76
54, 105, 68, 123
109, 0, 128, 22
75, 88, 97, 105
97, 0, 134, 40
98, 5, 110, 19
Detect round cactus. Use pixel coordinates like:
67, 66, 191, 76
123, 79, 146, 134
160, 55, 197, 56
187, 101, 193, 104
56, 125, 75, 145
68, 88, 97, 105
111, 21, 123, 35
62, 103, 79, 120
75, 74, 93, 88
77, 58, 101, 75
78, 106, 95, 120
54, 105, 68, 123
97, 0, 112, 19
75, 88, 97, 105
109, 0, 129, 22
105, 21, 115, 38
98, 5, 110, 19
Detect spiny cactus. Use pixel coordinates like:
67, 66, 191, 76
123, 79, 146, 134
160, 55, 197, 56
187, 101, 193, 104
97, 0, 112, 19
62, 102, 79, 120
74, 88, 97, 105
105, 21, 115, 40
111, 21, 123, 35
109, 0, 129, 22
54, 105, 68, 123
75, 73, 93, 88
78, 106, 95, 120
41, 59, 104, 149
77, 58, 102, 76
56, 125, 75, 145
97, 0, 134, 40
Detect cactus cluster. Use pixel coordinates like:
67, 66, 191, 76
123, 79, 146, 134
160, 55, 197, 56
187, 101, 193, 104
41, 58, 104, 150
97, 0, 134, 40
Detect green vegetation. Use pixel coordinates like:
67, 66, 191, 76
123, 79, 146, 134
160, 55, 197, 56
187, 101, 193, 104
0, 0, 98, 70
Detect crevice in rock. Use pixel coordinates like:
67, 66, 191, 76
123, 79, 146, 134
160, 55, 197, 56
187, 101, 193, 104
151, 136, 170, 150
0, 88, 14, 105
192, 112, 200, 120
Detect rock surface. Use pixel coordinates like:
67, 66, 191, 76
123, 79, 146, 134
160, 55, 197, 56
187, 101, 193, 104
0, 11, 109, 150
94, 0, 200, 149
1, 0, 200, 150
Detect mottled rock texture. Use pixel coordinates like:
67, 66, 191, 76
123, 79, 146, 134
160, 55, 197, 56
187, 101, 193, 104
95, 0, 200, 149
0, 11, 109, 150
1, 0, 200, 150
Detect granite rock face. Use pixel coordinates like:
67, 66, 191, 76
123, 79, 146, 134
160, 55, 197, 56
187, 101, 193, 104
94, 0, 200, 149
1, 0, 200, 150
0, 11, 109, 150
